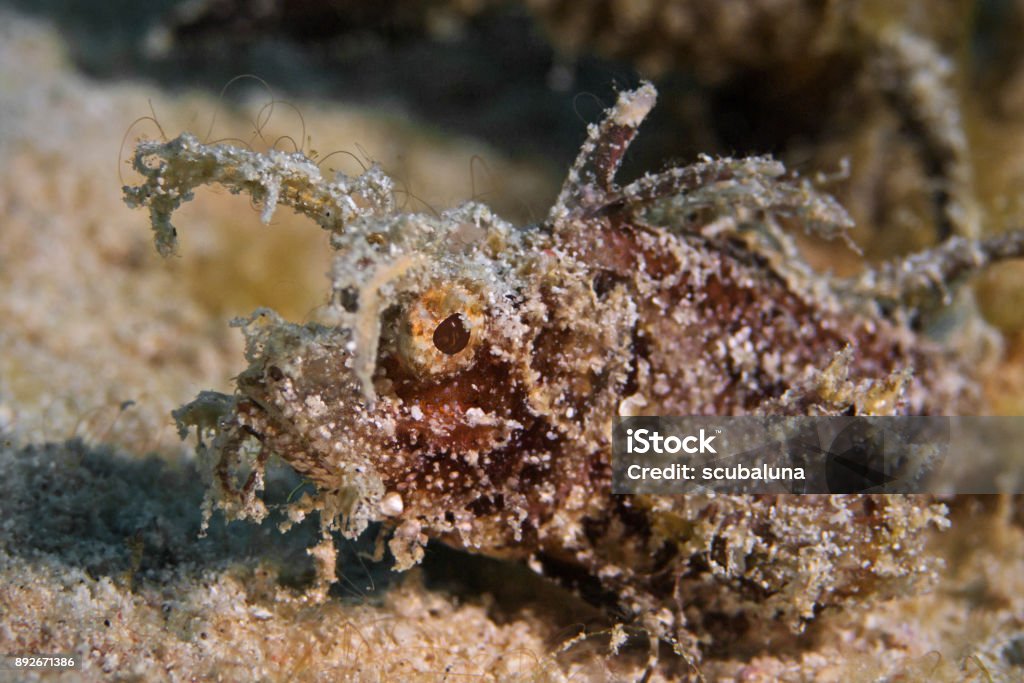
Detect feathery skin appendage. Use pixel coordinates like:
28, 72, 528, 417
550, 82, 657, 220
123, 133, 395, 256
848, 232, 1024, 311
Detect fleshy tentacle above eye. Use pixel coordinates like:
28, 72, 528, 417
548, 83, 657, 226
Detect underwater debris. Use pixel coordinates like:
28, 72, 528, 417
124, 83, 1024, 663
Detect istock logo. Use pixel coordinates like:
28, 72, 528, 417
626, 428, 717, 454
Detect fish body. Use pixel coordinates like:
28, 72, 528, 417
125, 84, 1018, 658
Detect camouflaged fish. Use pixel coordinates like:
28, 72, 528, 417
124, 84, 1024, 661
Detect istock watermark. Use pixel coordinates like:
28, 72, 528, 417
612, 416, 1024, 494
625, 427, 718, 454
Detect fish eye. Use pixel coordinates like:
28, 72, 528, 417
433, 313, 471, 355
395, 283, 484, 377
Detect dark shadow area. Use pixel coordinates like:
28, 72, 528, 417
422, 541, 604, 628
0, 438, 395, 597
